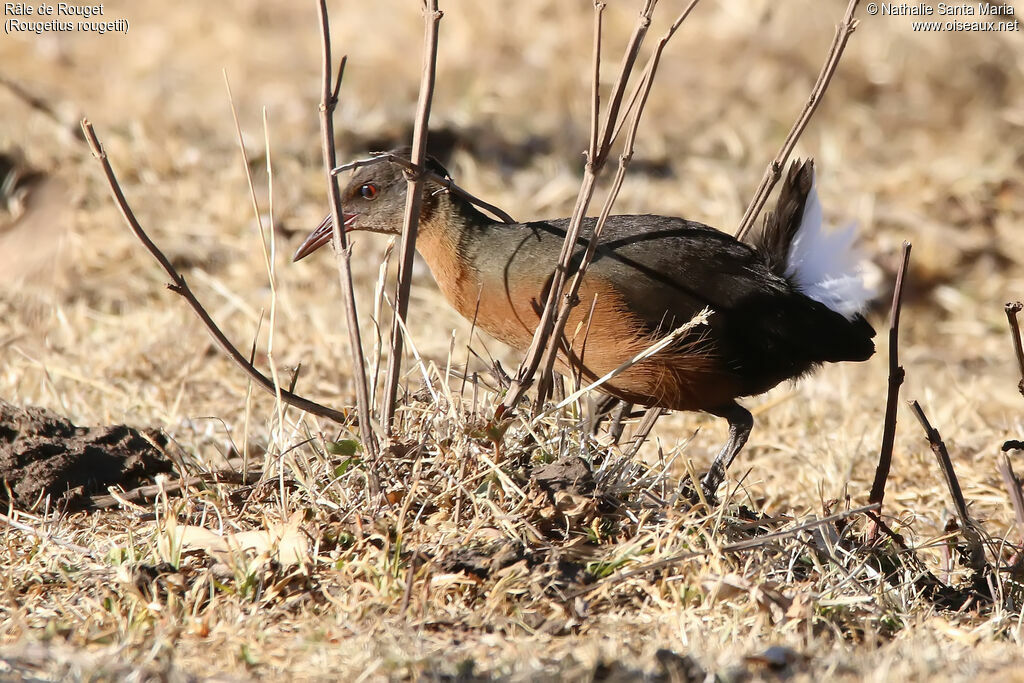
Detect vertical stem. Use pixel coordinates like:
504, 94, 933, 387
316, 1, 380, 476
502, 1, 660, 412
381, 0, 443, 430
734, 0, 862, 242
1004, 301, 1024, 397
868, 242, 911, 509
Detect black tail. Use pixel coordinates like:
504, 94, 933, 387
749, 158, 815, 277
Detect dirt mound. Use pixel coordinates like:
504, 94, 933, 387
0, 399, 174, 509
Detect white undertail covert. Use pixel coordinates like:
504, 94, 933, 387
784, 172, 873, 320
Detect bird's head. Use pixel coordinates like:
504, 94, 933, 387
293, 151, 451, 261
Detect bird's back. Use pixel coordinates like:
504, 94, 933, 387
468, 213, 871, 396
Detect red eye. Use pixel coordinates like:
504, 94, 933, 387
359, 183, 378, 200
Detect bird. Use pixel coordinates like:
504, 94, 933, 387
294, 151, 875, 497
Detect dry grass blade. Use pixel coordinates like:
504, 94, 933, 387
79, 119, 350, 425
316, 1, 379, 469
534, 308, 710, 423
735, 0, 862, 241
0, 512, 97, 559
570, 502, 881, 598
381, 0, 443, 430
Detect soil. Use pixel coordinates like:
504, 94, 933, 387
0, 399, 174, 509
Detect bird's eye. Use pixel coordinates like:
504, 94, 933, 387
359, 183, 379, 200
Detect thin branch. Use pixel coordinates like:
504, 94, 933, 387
997, 445, 1024, 546
607, 0, 701, 149
381, 0, 443, 430
80, 119, 349, 425
589, 3, 606, 162
909, 399, 989, 576
534, 1, 703, 403
868, 242, 912, 511
735, 0, 862, 242
592, 0, 657, 167
0, 72, 78, 139
503, 0, 680, 412
316, 3, 380, 468
1005, 301, 1024, 397
88, 458, 257, 509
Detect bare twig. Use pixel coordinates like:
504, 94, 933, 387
909, 400, 989, 576
1004, 301, 1024, 397
88, 459, 258, 509
333, 153, 515, 224
316, 2, 380, 469
589, 4, 606, 162
504, 0, 707, 412
80, 119, 350, 425
381, 0, 443, 430
909, 401, 969, 527
500, 3, 653, 413
997, 445, 1024, 545
534, 0, 703, 403
867, 242, 912, 516
735, 0, 862, 241
568, 502, 881, 598
0, 73, 78, 138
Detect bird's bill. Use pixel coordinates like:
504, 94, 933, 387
292, 212, 358, 262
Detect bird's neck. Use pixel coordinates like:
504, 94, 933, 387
416, 193, 494, 318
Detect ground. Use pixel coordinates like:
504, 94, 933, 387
1, 0, 1023, 680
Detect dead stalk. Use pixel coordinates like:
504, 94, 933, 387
909, 399, 989, 575
535, 0, 703, 402
735, 0, 862, 242
1005, 301, 1024, 397
80, 119, 349, 425
504, 0, 705, 412
381, 0, 443, 431
316, 2, 380, 472
868, 242, 912, 513
997, 446, 1024, 545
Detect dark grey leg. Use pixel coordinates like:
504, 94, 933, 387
586, 394, 623, 435
700, 402, 754, 499
608, 401, 634, 444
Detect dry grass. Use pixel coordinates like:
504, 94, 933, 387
2, 0, 1024, 680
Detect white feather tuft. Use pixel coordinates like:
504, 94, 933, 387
784, 172, 873, 320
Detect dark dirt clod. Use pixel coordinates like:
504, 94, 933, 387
530, 456, 594, 496
0, 398, 174, 509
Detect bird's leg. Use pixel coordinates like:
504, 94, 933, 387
607, 400, 634, 444
700, 402, 754, 500
585, 394, 623, 435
